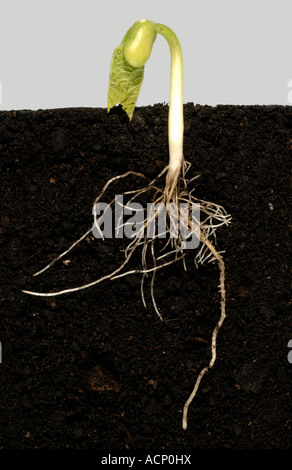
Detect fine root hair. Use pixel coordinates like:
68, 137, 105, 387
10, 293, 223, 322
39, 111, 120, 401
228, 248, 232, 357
22, 161, 231, 430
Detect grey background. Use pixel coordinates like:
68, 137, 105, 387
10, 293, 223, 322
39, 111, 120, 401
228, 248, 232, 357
1, 0, 292, 110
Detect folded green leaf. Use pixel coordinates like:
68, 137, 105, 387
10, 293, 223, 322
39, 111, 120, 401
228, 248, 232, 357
107, 45, 144, 121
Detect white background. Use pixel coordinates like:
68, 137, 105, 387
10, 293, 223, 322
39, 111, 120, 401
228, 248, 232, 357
1, 0, 292, 110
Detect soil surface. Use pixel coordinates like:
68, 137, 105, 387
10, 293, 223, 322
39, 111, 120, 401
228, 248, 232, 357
0, 103, 291, 450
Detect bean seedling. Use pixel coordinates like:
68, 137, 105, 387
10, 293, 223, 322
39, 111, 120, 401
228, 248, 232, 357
23, 20, 231, 430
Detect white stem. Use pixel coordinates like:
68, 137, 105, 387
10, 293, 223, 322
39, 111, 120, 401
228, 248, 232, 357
155, 24, 184, 176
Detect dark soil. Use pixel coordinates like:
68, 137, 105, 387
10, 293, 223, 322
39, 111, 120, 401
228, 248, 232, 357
0, 103, 291, 450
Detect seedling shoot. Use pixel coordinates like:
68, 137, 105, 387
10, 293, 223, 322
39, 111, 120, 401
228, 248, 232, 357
107, 20, 184, 203
23, 19, 231, 431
